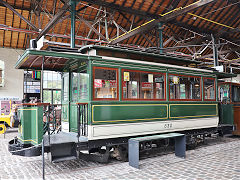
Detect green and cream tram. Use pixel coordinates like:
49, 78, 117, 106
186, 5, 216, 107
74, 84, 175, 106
9, 45, 235, 161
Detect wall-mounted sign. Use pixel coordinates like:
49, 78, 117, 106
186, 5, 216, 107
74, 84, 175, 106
94, 79, 102, 88
94, 80, 117, 88
173, 76, 179, 84
141, 82, 152, 89
124, 72, 130, 81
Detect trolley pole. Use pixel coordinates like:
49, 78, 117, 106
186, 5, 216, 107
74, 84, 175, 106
70, 0, 76, 48
42, 138, 45, 180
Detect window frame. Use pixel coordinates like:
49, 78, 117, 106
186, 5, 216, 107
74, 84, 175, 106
121, 69, 166, 101
169, 73, 202, 101
203, 77, 216, 101
42, 71, 62, 104
92, 66, 119, 101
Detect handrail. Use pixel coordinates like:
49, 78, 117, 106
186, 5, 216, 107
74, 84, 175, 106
19, 103, 50, 106
76, 102, 88, 105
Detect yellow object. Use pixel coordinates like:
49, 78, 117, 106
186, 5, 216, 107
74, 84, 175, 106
0, 100, 15, 134
0, 115, 11, 134
188, 13, 235, 30
0, 115, 11, 126
225, 58, 240, 62
0, 123, 6, 134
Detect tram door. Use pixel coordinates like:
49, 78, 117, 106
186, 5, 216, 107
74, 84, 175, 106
62, 73, 70, 132
70, 72, 89, 134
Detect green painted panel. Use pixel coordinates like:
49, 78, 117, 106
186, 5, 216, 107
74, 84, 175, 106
70, 104, 78, 132
92, 104, 168, 124
18, 106, 43, 145
170, 104, 217, 118
219, 104, 234, 125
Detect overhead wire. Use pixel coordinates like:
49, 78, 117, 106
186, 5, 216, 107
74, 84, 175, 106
187, 13, 235, 29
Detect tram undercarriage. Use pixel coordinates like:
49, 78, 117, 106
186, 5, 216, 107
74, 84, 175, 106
9, 124, 234, 163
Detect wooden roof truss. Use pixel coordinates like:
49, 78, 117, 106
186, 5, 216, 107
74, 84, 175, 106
0, 0, 239, 72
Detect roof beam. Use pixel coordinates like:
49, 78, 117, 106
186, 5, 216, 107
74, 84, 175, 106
0, 0, 39, 31
36, 0, 70, 41
76, 14, 107, 41
59, 4, 90, 23
109, 0, 216, 45
0, 3, 30, 11
81, 0, 158, 20
0, 24, 108, 44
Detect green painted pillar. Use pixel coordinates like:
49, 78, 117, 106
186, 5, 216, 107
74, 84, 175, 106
158, 22, 163, 53
71, 0, 76, 48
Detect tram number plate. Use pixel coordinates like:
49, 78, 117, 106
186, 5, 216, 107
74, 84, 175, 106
164, 123, 172, 129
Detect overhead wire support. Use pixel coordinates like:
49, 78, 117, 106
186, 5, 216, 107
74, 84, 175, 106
109, 0, 216, 45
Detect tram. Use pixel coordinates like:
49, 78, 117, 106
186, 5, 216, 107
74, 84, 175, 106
218, 82, 240, 135
8, 45, 235, 162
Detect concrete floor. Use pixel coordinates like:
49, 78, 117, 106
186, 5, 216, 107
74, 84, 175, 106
1, 129, 240, 180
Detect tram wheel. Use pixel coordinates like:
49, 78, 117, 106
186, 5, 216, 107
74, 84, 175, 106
0, 124, 6, 134
111, 145, 128, 161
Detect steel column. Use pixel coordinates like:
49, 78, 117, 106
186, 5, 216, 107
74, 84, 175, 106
71, 0, 76, 48
211, 34, 219, 66
158, 22, 164, 53
41, 56, 45, 103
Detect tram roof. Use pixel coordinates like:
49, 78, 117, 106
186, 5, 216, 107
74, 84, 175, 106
79, 45, 200, 66
15, 49, 89, 71
15, 48, 236, 79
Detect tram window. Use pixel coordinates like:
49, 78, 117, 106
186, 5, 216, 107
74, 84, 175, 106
63, 73, 69, 102
72, 73, 78, 102
123, 71, 140, 99
122, 70, 165, 100
71, 72, 89, 102
204, 78, 215, 100
79, 73, 88, 100
169, 75, 201, 100
218, 84, 230, 102
232, 85, 240, 102
93, 67, 118, 100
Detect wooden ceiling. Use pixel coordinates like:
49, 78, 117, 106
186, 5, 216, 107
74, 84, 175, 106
0, 0, 239, 68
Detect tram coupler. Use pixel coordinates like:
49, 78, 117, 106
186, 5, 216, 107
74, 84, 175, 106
8, 137, 42, 157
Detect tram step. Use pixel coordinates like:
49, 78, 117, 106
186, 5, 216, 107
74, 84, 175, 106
49, 142, 77, 163
52, 155, 77, 163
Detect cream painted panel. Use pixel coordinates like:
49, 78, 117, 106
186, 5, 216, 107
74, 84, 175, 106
88, 117, 219, 140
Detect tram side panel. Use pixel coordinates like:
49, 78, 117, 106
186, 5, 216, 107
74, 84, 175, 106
87, 102, 219, 140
